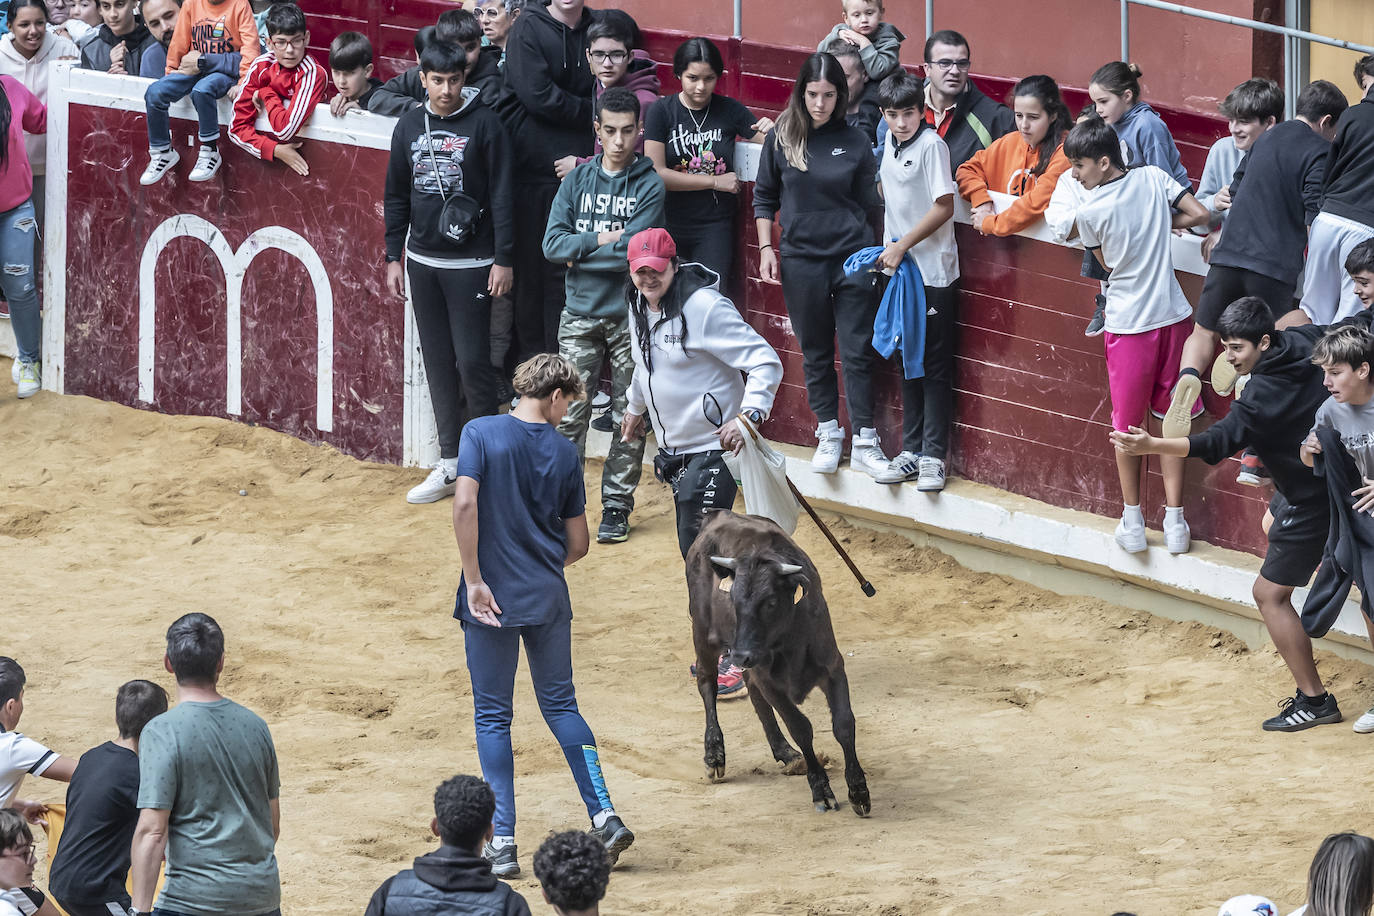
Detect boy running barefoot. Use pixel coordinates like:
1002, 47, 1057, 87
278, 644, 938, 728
1064, 117, 1208, 554
1112, 298, 1341, 731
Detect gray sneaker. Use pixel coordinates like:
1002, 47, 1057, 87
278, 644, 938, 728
916, 456, 946, 492
588, 815, 634, 866
1084, 294, 1106, 337
482, 841, 520, 877
874, 450, 920, 484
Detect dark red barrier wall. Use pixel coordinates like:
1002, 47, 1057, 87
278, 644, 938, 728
64, 103, 404, 464
294, 3, 1265, 555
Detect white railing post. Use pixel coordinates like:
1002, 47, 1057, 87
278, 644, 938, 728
926, 0, 934, 39
733, 0, 741, 39
1120, 0, 1129, 61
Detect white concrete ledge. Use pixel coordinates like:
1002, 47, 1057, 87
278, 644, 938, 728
584, 425, 1371, 662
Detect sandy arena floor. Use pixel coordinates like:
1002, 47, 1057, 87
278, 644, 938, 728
5, 379, 1374, 915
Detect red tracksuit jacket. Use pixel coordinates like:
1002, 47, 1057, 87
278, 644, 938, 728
229, 51, 326, 161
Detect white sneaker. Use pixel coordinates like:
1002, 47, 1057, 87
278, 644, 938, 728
850, 427, 889, 478
811, 421, 844, 474
406, 465, 457, 504
1354, 705, 1374, 733
1233, 373, 1251, 399
188, 146, 222, 182
1114, 517, 1147, 553
9, 359, 18, 385
874, 450, 920, 484
139, 148, 180, 185
15, 360, 39, 398
1163, 514, 1190, 554
916, 456, 946, 492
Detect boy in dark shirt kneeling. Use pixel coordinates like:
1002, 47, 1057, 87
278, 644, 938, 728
47, 680, 168, 916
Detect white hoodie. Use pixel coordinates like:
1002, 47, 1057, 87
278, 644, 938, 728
0, 30, 79, 176
626, 263, 783, 455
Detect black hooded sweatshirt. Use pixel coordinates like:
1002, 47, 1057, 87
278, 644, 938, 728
363, 846, 532, 916
1319, 92, 1374, 229
384, 87, 515, 266
493, 0, 597, 182
80, 21, 158, 74
1186, 324, 1330, 507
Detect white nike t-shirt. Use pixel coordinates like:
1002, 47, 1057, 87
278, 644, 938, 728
879, 129, 959, 288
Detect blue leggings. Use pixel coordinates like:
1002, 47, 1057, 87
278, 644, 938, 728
463, 617, 612, 835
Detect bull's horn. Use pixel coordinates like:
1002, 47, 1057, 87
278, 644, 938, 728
710, 556, 737, 569
776, 563, 803, 575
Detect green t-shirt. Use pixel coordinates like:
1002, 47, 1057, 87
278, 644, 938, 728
137, 698, 281, 916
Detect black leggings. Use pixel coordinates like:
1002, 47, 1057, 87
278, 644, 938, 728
659, 449, 738, 558
781, 253, 879, 431
899, 284, 960, 459
668, 216, 735, 288
407, 260, 498, 459
511, 181, 567, 360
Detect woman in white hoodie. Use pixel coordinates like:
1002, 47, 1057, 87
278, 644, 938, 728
0, 0, 77, 231
620, 226, 783, 559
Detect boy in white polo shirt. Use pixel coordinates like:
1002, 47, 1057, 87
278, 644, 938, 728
873, 71, 959, 492
0, 657, 76, 826
1062, 118, 1209, 555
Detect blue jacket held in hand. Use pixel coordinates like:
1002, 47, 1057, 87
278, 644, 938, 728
844, 245, 927, 380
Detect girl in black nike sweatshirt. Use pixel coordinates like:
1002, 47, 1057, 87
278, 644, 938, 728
753, 52, 884, 478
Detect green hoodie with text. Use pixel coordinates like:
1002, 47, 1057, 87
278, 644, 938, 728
542, 153, 665, 319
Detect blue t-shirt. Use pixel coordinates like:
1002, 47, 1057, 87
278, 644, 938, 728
454, 414, 585, 628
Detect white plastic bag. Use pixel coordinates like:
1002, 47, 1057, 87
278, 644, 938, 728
722, 416, 800, 534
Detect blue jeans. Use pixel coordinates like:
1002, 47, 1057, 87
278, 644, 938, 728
145, 71, 234, 148
463, 618, 613, 835
0, 198, 40, 363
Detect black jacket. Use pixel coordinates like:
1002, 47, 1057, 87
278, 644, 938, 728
914, 77, 1015, 170
1211, 118, 1329, 285
753, 116, 880, 259
1301, 428, 1374, 638
79, 22, 158, 74
368, 49, 504, 117
845, 80, 883, 146
384, 88, 515, 266
492, 0, 597, 182
1186, 323, 1329, 508
364, 846, 531, 916
1320, 92, 1374, 228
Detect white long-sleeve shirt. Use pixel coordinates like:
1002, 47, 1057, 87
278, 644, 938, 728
626, 264, 783, 455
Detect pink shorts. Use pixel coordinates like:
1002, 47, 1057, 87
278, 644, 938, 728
1104, 317, 1195, 432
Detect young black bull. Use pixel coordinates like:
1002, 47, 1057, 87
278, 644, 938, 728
685, 510, 870, 816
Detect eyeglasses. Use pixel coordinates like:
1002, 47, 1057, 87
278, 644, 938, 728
590, 50, 629, 64
1, 845, 35, 864
270, 36, 307, 51
926, 58, 971, 71
476, 7, 505, 18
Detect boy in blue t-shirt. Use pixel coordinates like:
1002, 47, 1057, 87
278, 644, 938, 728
452, 354, 635, 879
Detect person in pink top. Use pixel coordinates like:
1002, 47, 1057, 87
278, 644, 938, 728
0, 74, 46, 401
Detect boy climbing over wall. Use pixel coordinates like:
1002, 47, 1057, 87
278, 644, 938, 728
141, 0, 260, 185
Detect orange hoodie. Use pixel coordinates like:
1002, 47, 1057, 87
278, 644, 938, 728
955, 132, 1072, 237
165, 0, 260, 79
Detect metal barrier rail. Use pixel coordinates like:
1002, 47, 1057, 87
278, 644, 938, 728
1120, 0, 1374, 119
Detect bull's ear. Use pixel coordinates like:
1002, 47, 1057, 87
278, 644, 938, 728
785, 573, 810, 605
710, 556, 737, 579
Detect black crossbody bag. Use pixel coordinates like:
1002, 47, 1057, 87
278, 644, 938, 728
424, 112, 485, 246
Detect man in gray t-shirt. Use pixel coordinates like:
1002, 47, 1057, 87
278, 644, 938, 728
129, 614, 281, 916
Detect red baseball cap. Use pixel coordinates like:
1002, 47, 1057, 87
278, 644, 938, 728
627, 227, 676, 272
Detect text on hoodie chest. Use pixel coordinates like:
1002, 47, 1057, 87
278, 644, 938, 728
576, 191, 639, 233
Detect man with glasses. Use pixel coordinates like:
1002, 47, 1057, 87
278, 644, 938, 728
554, 17, 660, 179
228, 2, 327, 177
917, 29, 1014, 170
0, 810, 40, 916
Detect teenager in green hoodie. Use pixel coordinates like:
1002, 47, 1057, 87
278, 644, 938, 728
542, 87, 665, 545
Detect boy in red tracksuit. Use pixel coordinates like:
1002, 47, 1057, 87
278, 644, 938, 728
228, 3, 326, 176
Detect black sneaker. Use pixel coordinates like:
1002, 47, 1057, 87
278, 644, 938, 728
1262, 690, 1341, 732
1084, 294, 1106, 337
589, 815, 635, 866
597, 509, 629, 543
591, 410, 615, 433
482, 841, 520, 877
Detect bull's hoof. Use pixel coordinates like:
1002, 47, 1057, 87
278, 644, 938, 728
812, 794, 840, 813
849, 793, 872, 817
707, 764, 726, 782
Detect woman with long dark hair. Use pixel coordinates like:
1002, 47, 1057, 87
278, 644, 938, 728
0, 27, 47, 401
1291, 832, 1374, 916
753, 51, 885, 477
644, 37, 774, 284
955, 74, 1073, 236
619, 226, 782, 695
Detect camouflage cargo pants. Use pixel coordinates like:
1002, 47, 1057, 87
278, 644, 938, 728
556, 311, 645, 514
